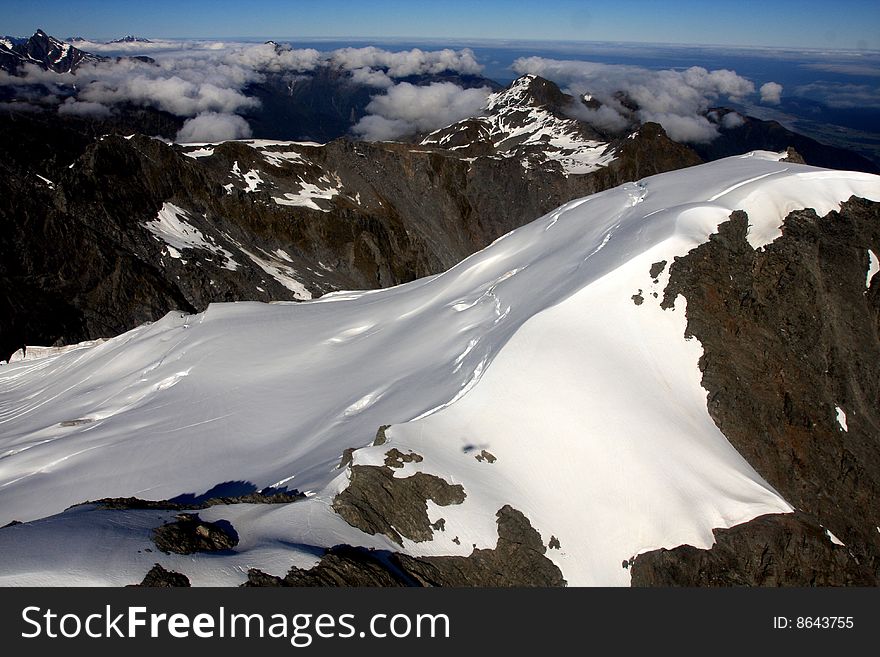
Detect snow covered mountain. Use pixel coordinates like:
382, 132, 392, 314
108, 35, 152, 44
1, 152, 878, 586
421, 74, 616, 175
0, 29, 104, 74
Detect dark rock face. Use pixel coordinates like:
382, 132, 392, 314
592, 122, 703, 187
244, 546, 411, 587
246, 505, 565, 587
392, 505, 566, 587
152, 513, 239, 555
80, 489, 304, 512
132, 563, 191, 588
655, 198, 880, 584
695, 111, 878, 174
631, 513, 874, 586
332, 462, 466, 545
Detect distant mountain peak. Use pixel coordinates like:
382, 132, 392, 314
110, 35, 152, 44
421, 73, 614, 174
0, 28, 105, 75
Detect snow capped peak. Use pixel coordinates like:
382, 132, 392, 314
110, 34, 152, 43
421, 74, 614, 175
1, 154, 877, 586
486, 73, 559, 112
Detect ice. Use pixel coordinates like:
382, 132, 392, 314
1, 153, 877, 586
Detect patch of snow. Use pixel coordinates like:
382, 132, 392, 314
260, 150, 307, 168
272, 175, 341, 212
835, 406, 848, 432
822, 526, 845, 546
183, 147, 214, 159
240, 248, 312, 300
144, 203, 239, 270
35, 174, 55, 189
867, 250, 879, 289
229, 161, 264, 192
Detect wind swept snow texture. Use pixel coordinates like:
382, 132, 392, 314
1, 153, 878, 586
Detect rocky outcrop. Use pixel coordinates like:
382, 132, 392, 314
244, 546, 411, 587
245, 505, 565, 587
631, 512, 873, 586
132, 563, 192, 587
80, 488, 304, 511
391, 505, 566, 587
152, 513, 239, 555
655, 197, 880, 584
695, 110, 878, 174
332, 459, 466, 545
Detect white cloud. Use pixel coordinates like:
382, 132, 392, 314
512, 57, 760, 143
330, 47, 483, 77
720, 111, 745, 129
352, 82, 490, 141
759, 82, 783, 105
66, 39, 230, 54
176, 112, 252, 142
57, 97, 112, 118
349, 67, 394, 89
224, 42, 321, 73
69, 56, 261, 117
641, 112, 720, 143
3, 41, 492, 135
565, 102, 629, 132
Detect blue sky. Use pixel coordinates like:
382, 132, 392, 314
3, 0, 879, 50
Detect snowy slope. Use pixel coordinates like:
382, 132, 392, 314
1, 152, 878, 586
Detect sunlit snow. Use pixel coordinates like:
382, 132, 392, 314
1, 152, 878, 586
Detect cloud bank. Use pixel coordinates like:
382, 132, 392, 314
3, 40, 487, 142
329, 46, 482, 78
512, 57, 778, 143
352, 82, 491, 141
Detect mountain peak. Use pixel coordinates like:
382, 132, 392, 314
110, 35, 152, 43
487, 74, 568, 112
0, 28, 104, 75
